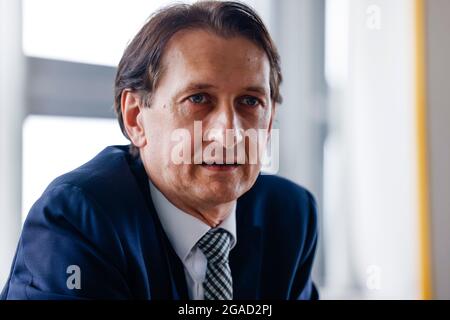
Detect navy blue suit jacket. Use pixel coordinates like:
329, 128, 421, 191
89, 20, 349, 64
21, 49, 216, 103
1, 145, 318, 300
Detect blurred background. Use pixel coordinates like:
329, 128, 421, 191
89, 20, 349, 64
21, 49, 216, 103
1, 0, 449, 299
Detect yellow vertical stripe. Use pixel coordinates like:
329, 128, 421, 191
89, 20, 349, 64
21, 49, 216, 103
414, 0, 432, 300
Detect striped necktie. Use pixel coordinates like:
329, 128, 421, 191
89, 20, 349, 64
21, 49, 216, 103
196, 229, 233, 300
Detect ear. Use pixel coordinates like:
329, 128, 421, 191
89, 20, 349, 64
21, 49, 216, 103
121, 89, 147, 148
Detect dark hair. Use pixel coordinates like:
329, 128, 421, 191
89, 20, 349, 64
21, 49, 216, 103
114, 0, 282, 154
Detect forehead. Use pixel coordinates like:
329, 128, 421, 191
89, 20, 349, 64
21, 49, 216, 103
160, 29, 270, 87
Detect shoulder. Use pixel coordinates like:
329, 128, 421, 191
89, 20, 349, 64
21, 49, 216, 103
39, 144, 145, 212
244, 174, 317, 211
46, 144, 138, 197
21, 145, 145, 274
238, 174, 318, 234
24, 144, 146, 246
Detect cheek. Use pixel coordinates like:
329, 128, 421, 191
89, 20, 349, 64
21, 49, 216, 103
142, 119, 175, 166
238, 107, 272, 129
143, 107, 185, 144
258, 107, 273, 126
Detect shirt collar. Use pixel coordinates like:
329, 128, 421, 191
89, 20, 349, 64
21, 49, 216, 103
148, 179, 237, 262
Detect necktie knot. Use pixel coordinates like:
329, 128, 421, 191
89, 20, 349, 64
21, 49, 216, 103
197, 229, 232, 264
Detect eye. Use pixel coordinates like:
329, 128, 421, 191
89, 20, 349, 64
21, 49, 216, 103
240, 96, 262, 107
188, 93, 209, 104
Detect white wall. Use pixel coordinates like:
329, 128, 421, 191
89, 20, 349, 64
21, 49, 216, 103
323, 0, 420, 299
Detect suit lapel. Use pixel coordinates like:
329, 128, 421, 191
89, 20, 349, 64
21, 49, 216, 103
230, 199, 262, 299
149, 200, 189, 300
130, 154, 189, 300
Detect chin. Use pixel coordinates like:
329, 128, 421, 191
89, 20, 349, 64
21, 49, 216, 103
199, 185, 242, 204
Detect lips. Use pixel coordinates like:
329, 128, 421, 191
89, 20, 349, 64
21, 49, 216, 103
200, 162, 240, 171
201, 161, 239, 165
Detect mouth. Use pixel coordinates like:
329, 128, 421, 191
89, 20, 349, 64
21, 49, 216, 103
200, 161, 241, 171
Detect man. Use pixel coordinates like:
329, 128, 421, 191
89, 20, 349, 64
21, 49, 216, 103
1, 1, 318, 300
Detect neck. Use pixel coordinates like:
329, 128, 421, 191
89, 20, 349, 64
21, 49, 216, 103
165, 192, 235, 228
149, 179, 235, 228
189, 202, 235, 227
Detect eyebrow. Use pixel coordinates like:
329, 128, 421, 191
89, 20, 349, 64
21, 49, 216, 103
244, 86, 268, 96
183, 83, 217, 92
177, 83, 269, 96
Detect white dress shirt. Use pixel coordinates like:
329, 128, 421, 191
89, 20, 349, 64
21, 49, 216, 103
148, 179, 237, 300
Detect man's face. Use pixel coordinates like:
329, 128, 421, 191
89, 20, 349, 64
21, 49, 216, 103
139, 29, 274, 209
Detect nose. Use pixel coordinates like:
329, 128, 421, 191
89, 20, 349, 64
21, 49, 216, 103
203, 102, 243, 149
